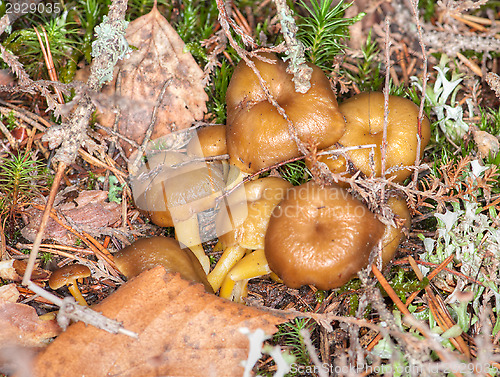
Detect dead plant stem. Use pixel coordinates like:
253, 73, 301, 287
22, 161, 66, 285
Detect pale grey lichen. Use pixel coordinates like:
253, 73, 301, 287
91, 15, 131, 85
274, 0, 312, 93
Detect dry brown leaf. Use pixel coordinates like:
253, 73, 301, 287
33, 267, 292, 377
21, 190, 121, 245
0, 260, 49, 282
0, 283, 20, 303
0, 297, 61, 347
98, 5, 207, 156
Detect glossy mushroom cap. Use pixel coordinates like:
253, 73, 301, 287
226, 53, 345, 173
318, 92, 431, 182
132, 151, 188, 227
216, 177, 292, 250
264, 181, 385, 290
131, 151, 226, 227
186, 124, 227, 158
114, 236, 213, 293
380, 196, 411, 266
48, 264, 91, 290
49, 264, 91, 306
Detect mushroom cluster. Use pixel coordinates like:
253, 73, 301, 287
126, 55, 425, 301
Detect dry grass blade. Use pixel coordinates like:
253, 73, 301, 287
371, 264, 466, 372
367, 254, 456, 352
408, 256, 471, 358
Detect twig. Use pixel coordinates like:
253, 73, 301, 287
408, 256, 470, 358
33, 26, 65, 104
0, 219, 6, 260
22, 162, 66, 286
409, 0, 428, 187
129, 78, 172, 175
0, 120, 19, 149
27, 283, 137, 338
372, 264, 467, 371
300, 329, 328, 377
381, 17, 391, 179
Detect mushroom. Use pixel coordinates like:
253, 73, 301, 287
316, 92, 431, 182
48, 264, 91, 306
114, 236, 213, 293
186, 124, 227, 158
130, 150, 226, 273
208, 177, 292, 293
225, 53, 345, 173
264, 181, 385, 290
380, 196, 411, 266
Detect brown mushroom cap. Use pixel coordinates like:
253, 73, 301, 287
216, 177, 292, 250
114, 236, 213, 293
381, 196, 411, 266
131, 151, 226, 227
226, 53, 345, 173
48, 264, 91, 290
132, 151, 189, 227
186, 124, 227, 158
317, 92, 431, 182
264, 181, 385, 290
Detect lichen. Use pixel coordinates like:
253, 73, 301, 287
91, 15, 131, 85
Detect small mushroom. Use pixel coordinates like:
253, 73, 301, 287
225, 53, 345, 173
186, 124, 227, 158
316, 92, 431, 182
114, 236, 213, 293
208, 177, 292, 293
48, 264, 91, 306
264, 181, 385, 290
130, 150, 226, 273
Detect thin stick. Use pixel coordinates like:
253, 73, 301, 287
409, 0, 428, 186
381, 17, 391, 179
22, 162, 66, 285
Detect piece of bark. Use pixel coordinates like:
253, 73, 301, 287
33, 267, 293, 377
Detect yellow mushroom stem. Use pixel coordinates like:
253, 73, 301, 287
207, 245, 246, 292
66, 280, 88, 306
270, 272, 282, 283
219, 249, 270, 300
174, 215, 210, 274
230, 280, 249, 303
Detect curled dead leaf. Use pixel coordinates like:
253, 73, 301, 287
97, 5, 207, 156
471, 125, 500, 159
33, 267, 293, 377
